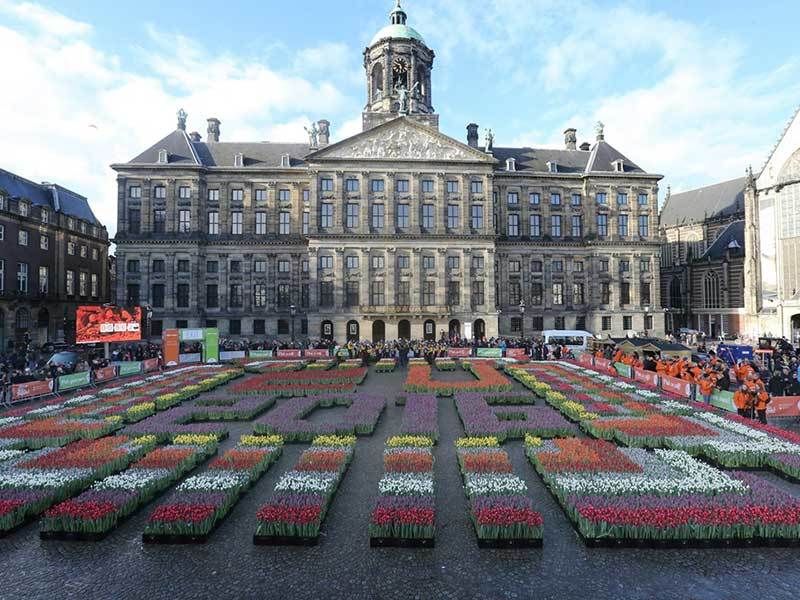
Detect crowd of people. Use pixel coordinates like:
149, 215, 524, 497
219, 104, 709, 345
602, 339, 800, 424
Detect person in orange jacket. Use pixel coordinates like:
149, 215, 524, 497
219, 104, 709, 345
613, 349, 624, 363
755, 388, 770, 424
698, 374, 715, 405
733, 385, 753, 418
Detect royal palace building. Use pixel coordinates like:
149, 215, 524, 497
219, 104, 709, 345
112, 2, 664, 342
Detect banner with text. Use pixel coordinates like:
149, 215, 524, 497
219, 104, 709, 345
163, 329, 180, 367
447, 348, 472, 358
57, 371, 91, 393
475, 348, 503, 358
203, 329, 219, 363
277, 349, 303, 359
304, 349, 330, 359
634, 368, 660, 387
661, 375, 693, 398
12, 379, 54, 401
505, 348, 529, 361
594, 357, 612, 372
249, 350, 273, 359
117, 362, 142, 377
143, 358, 160, 372
578, 352, 594, 367
708, 390, 737, 412
767, 396, 800, 418
614, 362, 633, 378
93, 366, 117, 384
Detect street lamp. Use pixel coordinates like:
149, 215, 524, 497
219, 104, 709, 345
289, 304, 297, 344
644, 306, 650, 338
519, 299, 526, 340
144, 305, 153, 340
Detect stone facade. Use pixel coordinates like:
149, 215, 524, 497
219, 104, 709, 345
111, 2, 664, 342
659, 179, 747, 337
0, 168, 110, 349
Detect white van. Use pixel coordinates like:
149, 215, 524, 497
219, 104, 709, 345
542, 330, 595, 351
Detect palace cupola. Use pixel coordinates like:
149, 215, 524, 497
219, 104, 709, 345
362, 1, 438, 131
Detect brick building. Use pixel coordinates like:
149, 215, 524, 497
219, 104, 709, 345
0, 168, 110, 349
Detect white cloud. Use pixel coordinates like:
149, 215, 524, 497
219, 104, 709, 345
0, 0, 91, 35
0, 4, 360, 241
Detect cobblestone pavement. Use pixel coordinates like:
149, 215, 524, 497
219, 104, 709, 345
2, 367, 800, 600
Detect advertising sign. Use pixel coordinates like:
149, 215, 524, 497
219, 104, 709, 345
475, 348, 503, 358
505, 348, 529, 361
93, 366, 117, 383
634, 369, 660, 387
578, 353, 594, 367
163, 329, 180, 367
143, 358, 160, 372
766, 396, 800, 418
708, 390, 737, 412
118, 362, 142, 377
661, 375, 693, 398
76, 306, 142, 344
180, 329, 204, 342
304, 349, 330, 359
11, 379, 54, 401
57, 371, 91, 392
249, 350, 273, 359
447, 348, 472, 358
203, 328, 219, 363
277, 349, 302, 359
613, 362, 632, 378
594, 357, 612, 372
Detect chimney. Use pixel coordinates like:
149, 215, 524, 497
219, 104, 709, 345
564, 128, 577, 150
189, 132, 201, 142
579, 142, 591, 151
317, 119, 330, 146
466, 123, 479, 148
207, 118, 221, 143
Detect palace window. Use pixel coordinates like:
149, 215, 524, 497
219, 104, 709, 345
529, 192, 540, 205
551, 193, 561, 206
531, 282, 543, 305
371, 179, 385, 193
597, 214, 608, 237
371, 204, 385, 229
530, 214, 541, 237
254, 284, 267, 308
153, 185, 166, 199
346, 178, 359, 192
320, 178, 333, 192
422, 204, 435, 229
620, 282, 631, 305
447, 281, 460, 305
177, 284, 190, 308
179, 210, 191, 232
508, 281, 521, 305
397, 204, 409, 228
508, 191, 519, 205
597, 192, 607, 204
573, 283, 585, 305
279, 211, 291, 235
346, 281, 359, 307
179, 186, 191, 199
153, 210, 166, 233
229, 284, 243, 308
278, 189, 290, 202
447, 180, 459, 194
255, 189, 266, 202
346, 255, 359, 270
704, 272, 721, 308
602, 316, 612, 331
552, 283, 564, 305
471, 180, 483, 194
397, 255, 409, 269
422, 281, 436, 305
255, 212, 267, 235
638, 193, 648, 205
617, 192, 628, 205
571, 215, 582, 237
571, 193, 581, 206
472, 281, 484, 306
128, 209, 141, 234
208, 189, 220, 202
471, 204, 484, 229
447, 256, 460, 270
318, 255, 333, 270
447, 204, 460, 229
396, 179, 409, 193
639, 215, 649, 237
231, 212, 243, 235
319, 282, 334, 307
618, 214, 628, 237
507, 214, 519, 237
320, 204, 334, 228
208, 211, 220, 235
550, 215, 562, 237
422, 179, 434, 193
397, 281, 410, 305
371, 281, 385, 306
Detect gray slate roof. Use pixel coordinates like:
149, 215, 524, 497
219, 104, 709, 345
127, 129, 309, 168
700, 220, 745, 260
660, 176, 746, 228
487, 139, 645, 174
0, 168, 101, 225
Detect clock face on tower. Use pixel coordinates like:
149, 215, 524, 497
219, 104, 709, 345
392, 58, 409, 89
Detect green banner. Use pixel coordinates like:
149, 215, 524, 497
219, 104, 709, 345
57, 371, 91, 392
203, 328, 219, 363
249, 350, 273, 359
476, 348, 503, 358
337, 349, 350, 358
118, 362, 142, 376
614, 362, 632, 378
698, 389, 736, 412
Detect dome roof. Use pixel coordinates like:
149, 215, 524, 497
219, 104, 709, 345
370, 23, 425, 46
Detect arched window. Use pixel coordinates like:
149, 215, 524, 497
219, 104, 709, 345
371, 64, 383, 101
669, 277, 682, 308
15, 308, 30, 331
704, 271, 721, 309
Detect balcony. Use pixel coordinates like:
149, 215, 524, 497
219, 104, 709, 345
358, 304, 455, 316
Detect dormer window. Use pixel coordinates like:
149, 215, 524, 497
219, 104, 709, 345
0, 194, 5, 210
547, 161, 558, 173
280, 154, 291, 168
40, 208, 48, 223
506, 158, 516, 172
234, 152, 244, 168
18, 201, 28, 217
157, 149, 168, 164
612, 159, 624, 172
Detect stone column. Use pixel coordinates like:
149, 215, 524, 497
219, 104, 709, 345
334, 171, 345, 233
486, 248, 497, 309
410, 172, 420, 233
437, 248, 447, 307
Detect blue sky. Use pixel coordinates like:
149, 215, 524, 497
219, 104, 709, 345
1, 0, 799, 238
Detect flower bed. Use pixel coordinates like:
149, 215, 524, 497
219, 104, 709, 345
0, 436, 153, 534
370, 435, 435, 546
253, 394, 385, 442
244, 361, 306, 374
143, 435, 283, 543
435, 359, 457, 371
455, 393, 576, 442
229, 368, 367, 396
254, 435, 354, 545
528, 437, 800, 545
397, 395, 438, 442
404, 361, 511, 396
456, 437, 543, 547
375, 359, 397, 373
40, 435, 218, 540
